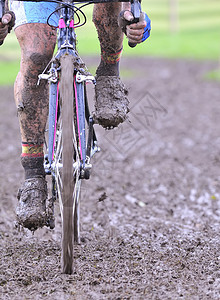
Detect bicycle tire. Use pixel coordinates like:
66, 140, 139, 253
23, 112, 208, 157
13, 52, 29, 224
57, 54, 81, 274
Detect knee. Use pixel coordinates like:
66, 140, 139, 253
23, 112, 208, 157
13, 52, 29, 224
16, 24, 56, 73
23, 50, 51, 73
17, 49, 51, 84
93, 3, 122, 26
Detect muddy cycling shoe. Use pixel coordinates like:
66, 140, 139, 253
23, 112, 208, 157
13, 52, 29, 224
16, 176, 48, 231
94, 76, 129, 129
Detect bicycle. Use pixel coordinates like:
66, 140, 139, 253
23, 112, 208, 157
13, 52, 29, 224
1, 0, 142, 274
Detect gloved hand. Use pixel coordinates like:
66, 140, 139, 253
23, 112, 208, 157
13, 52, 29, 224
119, 10, 151, 44
0, 12, 15, 45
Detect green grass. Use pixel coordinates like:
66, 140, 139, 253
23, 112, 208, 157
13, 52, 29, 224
205, 70, 220, 81
0, 61, 20, 85
0, 0, 220, 85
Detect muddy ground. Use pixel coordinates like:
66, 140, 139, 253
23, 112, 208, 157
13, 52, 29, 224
0, 57, 220, 299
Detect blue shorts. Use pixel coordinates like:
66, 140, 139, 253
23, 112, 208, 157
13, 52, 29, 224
10, 1, 59, 28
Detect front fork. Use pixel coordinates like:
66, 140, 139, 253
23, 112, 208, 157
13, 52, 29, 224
42, 11, 100, 189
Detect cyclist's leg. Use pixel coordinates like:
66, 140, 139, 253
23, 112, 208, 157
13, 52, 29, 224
93, 3, 129, 128
15, 23, 56, 152
11, 0, 58, 177
14, 23, 57, 229
93, 3, 123, 77
11, 0, 59, 229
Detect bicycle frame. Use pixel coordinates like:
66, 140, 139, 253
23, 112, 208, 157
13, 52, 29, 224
42, 2, 99, 177
36, 1, 104, 233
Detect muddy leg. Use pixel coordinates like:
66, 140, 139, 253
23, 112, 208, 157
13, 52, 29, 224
93, 3, 124, 77
15, 24, 56, 230
14, 23, 56, 178
93, 4, 129, 128
15, 23, 56, 145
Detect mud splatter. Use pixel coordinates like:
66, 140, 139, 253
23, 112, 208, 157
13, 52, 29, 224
94, 76, 129, 128
14, 23, 56, 144
16, 176, 48, 231
93, 3, 123, 53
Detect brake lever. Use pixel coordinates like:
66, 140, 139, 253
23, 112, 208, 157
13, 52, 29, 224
128, 0, 141, 48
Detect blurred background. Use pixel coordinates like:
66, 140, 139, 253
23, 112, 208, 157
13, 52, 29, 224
0, 0, 220, 85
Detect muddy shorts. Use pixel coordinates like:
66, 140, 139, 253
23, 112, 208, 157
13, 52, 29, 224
10, 1, 59, 28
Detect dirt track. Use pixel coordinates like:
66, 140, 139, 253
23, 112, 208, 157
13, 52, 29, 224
0, 57, 220, 299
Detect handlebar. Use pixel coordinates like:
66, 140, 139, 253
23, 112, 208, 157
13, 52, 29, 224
0, 0, 142, 48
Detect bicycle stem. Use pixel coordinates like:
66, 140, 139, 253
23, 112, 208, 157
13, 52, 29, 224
57, 6, 76, 50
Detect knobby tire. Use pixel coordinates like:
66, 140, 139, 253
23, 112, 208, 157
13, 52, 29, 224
60, 54, 76, 274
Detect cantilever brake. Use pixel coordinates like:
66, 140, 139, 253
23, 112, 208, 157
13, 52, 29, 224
75, 72, 95, 83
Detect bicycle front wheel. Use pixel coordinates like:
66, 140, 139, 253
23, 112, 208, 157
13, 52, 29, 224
56, 54, 81, 274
